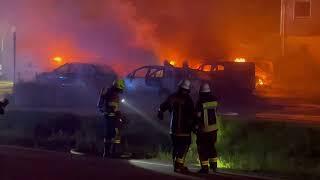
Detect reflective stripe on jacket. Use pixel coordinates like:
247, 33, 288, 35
201, 101, 218, 132
196, 93, 218, 133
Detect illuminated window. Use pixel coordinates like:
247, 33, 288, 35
295, 0, 311, 18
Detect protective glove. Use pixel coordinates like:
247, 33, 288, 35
157, 110, 164, 121
192, 126, 199, 134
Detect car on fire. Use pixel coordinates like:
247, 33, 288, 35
36, 62, 117, 91
197, 61, 256, 94
124, 61, 256, 101
122, 61, 257, 117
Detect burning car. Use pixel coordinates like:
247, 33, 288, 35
197, 61, 256, 94
125, 60, 256, 100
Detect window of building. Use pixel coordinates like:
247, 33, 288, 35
295, 0, 311, 18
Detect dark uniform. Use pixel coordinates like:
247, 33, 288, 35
159, 88, 194, 172
195, 92, 219, 172
98, 87, 123, 157
0, 99, 9, 115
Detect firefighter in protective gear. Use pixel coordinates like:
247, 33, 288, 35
194, 83, 219, 174
0, 98, 9, 115
98, 79, 126, 158
158, 79, 194, 173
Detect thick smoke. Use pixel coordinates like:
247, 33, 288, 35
2, 0, 319, 100
0, 0, 158, 77
129, 0, 280, 66
0, 0, 281, 77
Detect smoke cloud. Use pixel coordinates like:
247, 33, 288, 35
0, 0, 280, 77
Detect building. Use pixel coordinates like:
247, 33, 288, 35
281, 0, 320, 58
279, 0, 320, 90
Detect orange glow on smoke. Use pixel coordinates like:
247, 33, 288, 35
234, 58, 246, 63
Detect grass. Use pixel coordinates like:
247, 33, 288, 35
1, 110, 320, 178
156, 116, 320, 178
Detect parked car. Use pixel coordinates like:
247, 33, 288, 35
36, 62, 117, 91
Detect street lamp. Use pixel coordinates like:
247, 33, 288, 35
280, 0, 287, 57
12, 26, 16, 83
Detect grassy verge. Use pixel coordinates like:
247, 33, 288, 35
156, 116, 320, 178
1, 110, 320, 178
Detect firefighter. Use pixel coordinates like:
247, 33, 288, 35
157, 79, 194, 173
0, 98, 9, 115
97, 79, 126, 158
194, 82, 219, 174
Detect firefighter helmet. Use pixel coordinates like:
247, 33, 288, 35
113, 79, 126, 90
178, 79, 191, 90
200, 83, 211, 93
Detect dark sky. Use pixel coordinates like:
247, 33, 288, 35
0, 0, 280, 74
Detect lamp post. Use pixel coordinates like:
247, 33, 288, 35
280, 0, 287, 57
12, 26, 16, 84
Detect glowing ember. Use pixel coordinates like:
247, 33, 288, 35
169, 61, 176, 66
234, 58, 246, 63
53, 56, 63, 64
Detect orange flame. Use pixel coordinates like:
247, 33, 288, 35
53, 56, 63, 64
257, 78, 264, 86
234, 58, 246, 63
169, 61, 176, 66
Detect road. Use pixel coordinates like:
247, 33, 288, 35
255, 88, 320, 124
0, 145, 263, 180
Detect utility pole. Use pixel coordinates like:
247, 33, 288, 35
280, 0, 287, 57
13, 27, 16, 84
0, 39, 3, 72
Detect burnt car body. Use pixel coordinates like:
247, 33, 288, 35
36, 62, 117, 91
125, 62, 255, 96
14, 63, 117, 107
123, 61, 256, 116
197, 61, 256, 94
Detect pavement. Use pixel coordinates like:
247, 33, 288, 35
0, 145, 267, 180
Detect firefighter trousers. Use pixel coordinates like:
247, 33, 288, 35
196, 130, 218, 169
171, 134, 191, 166
103, 115, 121, 157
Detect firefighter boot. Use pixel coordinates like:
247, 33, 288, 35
174, 159, 190, 173
209, 161, 218, 172
103, 142, 111, 158
198, 160, 209, 174
198, 166, 209, 174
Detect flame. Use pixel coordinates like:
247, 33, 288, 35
53, 56, 63, 64
169, 61, 176, 66
203, 66, 211, 72
234, 58, 246, 63
258, 78, 264, 86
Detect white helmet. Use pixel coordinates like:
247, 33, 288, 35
178, 79, 191, 90
200, 83, 211, 93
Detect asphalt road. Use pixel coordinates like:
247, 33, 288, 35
0, 145, 263, 180
255, 88, 320, 124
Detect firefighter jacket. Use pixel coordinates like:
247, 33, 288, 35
98, 87, 121, 118
159, 90, 194, 136
195, 93, 218, 133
